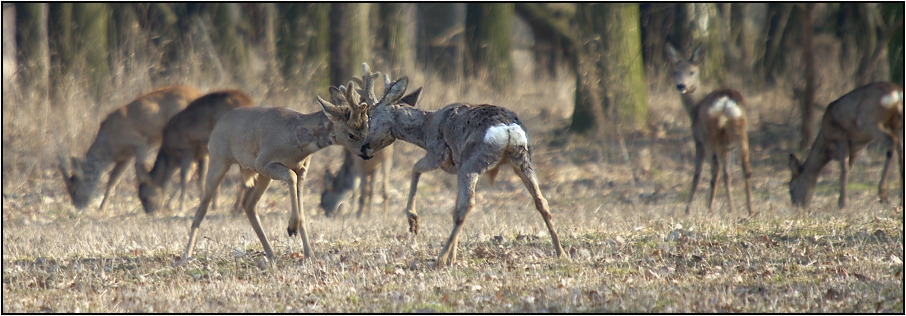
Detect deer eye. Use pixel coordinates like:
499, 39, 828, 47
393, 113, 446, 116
689, 71, 695, 75
348, 133, 356, 140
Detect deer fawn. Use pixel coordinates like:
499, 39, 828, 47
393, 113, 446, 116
320, 143, 394, 218
138, 90, 255, 215
357, 63, 564, 266
665, 43, 753, 216
788, 82, 904, 208
59, 86, 202, 212
183, 80, 410, 260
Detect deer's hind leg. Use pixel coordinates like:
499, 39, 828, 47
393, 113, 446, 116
435, 167, 483, 267
184, 156, 234, 259
707, 153, 721, 211
509, 149, 565, 258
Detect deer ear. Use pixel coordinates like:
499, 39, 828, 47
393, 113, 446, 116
381, 77, 409, 106
690, 43, 705, 64
788, 154, 802, 177
69, 157, 83, 178
317, 96, 347, 122
664, 43, 681, 64
328, 86, 345, 105
400, 87, 422, 107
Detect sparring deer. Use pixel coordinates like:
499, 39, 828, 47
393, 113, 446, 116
665, 43, 753, 216
183, 80, 405, 260
138, 90, 255, 215
357, 63, 565, 266
319, 143, 394, 218
788, 82, 904, 208
59, 85, 202, 212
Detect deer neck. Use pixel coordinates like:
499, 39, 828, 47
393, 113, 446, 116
300, 112, 339, 153
79, 133, 116, 190
147, 150, 179, 189
680, 87, 710, 117
798, 131, 834, 183
388, 106, 431, 149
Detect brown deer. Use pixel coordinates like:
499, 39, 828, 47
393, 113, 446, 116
59, 86, 202, 212
665, 43, 753, 216
357, 63, 564, 266
788, 82, 904, 208
319, 144, 394, 218
138, 90, 255, 215
183, 80, 410, 260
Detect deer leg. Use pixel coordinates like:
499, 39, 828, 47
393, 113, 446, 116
707, 154, 721, 211
241, 174, 274, 258
405, 156, 444, 235
381, 158, 391, 214
295, 158, 313, 257
511, 151, 565, 258
838, 152, 849, 209
177, 152, 194, 213
719, 152, 736, 213
879, 147, 893, 204
356, 173, 370, 218
184, 157, 233, 260
740, 135, 754, 216
99, 161, 128, 212
685, 142, 706, 214
436, 171, 481, 267
231, 181, 246, 214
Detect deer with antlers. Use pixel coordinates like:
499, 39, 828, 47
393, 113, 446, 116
665, 43, 754, 216
356, 63, 564, 266
137, 89, 255, 215
182, 79, 414, 260
59, 85, 202, 212
788, 82, 904, 208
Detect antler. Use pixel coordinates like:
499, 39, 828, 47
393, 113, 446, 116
359, 63, 381, 108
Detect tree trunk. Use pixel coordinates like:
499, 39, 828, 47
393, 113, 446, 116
329, 3, 371, 87
464, 3, 514, 88
15, 3, 49, 104
245, 3, 282, 101
277, 3, 330, 93
729, 3, 755, 77
108, 4, 144, 87
211, 3, 250, 85
568, 3, 606, 136
756, 3, 794, 85
72, 3, 109, 101
885, 3, 905, 86
377, 3, 414, 75
48, 3, 73, 103
640, 3, 677, 74
798, 4, 816, 150
676, 3, 726, 86
600, 4, 648, 130
415, 3, 464, 82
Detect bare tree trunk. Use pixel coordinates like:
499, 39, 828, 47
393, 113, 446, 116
885, 3, 905, 86
757, 3, 793, 85
108, 4, 144, 87
600, 4, 648, 130
568, 3, 606, 137
329, 3, 371, 87
72, 3, 109, 101
798, 4, 816, 150
277, 3, 329, 94
211, 3, 250, 86
377, 3, 414, 75
15, 3, 49, 104
245, 3, 282, 101
676, 3, 726, 86
415, 3, 464, 82
464, 3, 514, 88
48, 3, 73, 104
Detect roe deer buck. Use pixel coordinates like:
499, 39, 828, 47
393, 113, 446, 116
320, 143, 394, 218
357, 63, 565, 266
59, 85, 202, 212
138, 90, 255, 215
183, 80, 406, 260
788, 82, 904, 208
665, 43, 753, 216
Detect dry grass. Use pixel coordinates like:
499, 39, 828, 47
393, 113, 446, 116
2, 47, 904, 312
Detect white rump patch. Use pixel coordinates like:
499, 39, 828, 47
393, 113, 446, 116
484, 123, 527, 148
708, 96, 742, 127
880, 90, 902, 113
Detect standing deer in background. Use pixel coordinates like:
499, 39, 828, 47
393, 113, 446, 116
788, 82, 904, 208
665, 43, 753, 216
357, 63, 564, 266
183, 80, 402, 260
59, 86, 202, 212
320, 143, 394, 218
138, 90, 255, 215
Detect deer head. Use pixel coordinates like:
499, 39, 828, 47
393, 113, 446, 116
58, 156, 92, 209
788, 155, 816, 208
665, 43, 704, 96
317, 81, 372, 159
356, 63, 419, 157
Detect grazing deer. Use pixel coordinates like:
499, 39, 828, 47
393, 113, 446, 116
320, 143, 394, 218
357, 63, 564, 266
183, 80, 405, 260
59, 85, 202, 212
665, 43, 753, 216
788, 82, 904, 208
137, 90, 255, 215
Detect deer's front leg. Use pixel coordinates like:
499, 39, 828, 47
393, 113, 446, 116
405, 156, 444, 235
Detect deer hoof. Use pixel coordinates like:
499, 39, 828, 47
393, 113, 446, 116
287, 227, 298, 237
408, 215, 420, 235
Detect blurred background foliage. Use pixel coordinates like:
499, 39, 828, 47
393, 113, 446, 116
4, 3, 904, 139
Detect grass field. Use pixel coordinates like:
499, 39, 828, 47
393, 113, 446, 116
2, 56, 904, 312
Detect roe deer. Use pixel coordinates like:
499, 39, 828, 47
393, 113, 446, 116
183, 80, 404, 260
138, 90, 255, 215
665, 43, 753, 216
357, 63, 564, 266
788, 82, 904, 208
320, 143, 394, 218
59, 85, 202, 212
